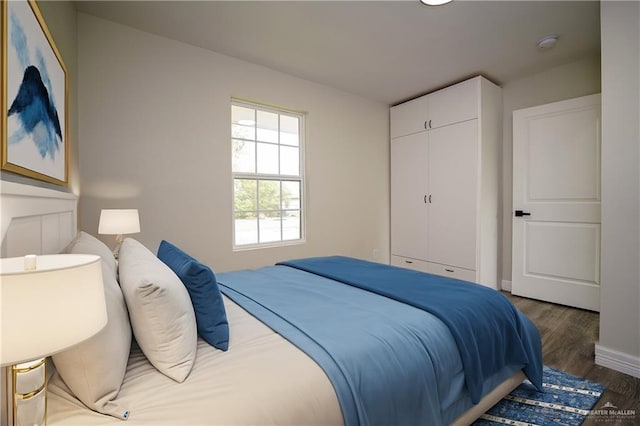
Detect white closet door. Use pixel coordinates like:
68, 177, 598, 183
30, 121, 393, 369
391, 132, 429, 259
390, 96, 429, 138
427, 78, 478, 129
427, 120, 478, 269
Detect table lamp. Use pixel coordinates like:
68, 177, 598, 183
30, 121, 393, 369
1, 254, 107, 426
98, 209, 141, 258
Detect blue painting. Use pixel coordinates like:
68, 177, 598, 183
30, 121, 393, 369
2, 0, 67, 185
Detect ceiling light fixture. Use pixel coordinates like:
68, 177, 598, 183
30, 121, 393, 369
420, 0, 453, 5
537, 35, 559, 50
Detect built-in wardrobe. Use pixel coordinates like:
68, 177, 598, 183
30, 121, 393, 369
390, 76, 501, 289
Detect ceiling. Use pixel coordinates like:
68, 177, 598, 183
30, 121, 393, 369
75, 1, 600, 105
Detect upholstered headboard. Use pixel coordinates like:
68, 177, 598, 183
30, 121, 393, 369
0, 181, 78, 257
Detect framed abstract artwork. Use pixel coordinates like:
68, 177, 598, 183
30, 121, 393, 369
1, 0, 68, 186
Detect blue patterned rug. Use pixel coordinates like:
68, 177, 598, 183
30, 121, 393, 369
473, 366, 604, 426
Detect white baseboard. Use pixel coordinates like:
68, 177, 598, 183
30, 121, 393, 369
501, 280, 512, 292
595, 344, 640, 378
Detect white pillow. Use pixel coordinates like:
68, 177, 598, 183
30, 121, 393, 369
118, 238, 197, 382
66, 231, 118, 277
53, 233, 131, 420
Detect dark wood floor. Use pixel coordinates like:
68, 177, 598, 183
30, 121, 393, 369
505, 292, 640, 425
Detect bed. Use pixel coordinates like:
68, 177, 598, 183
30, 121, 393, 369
0, 181, 540, 426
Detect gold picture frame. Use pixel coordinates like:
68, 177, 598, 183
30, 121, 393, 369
1, 0, 69, 186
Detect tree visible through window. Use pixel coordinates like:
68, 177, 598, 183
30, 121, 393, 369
231, 100, 304, 247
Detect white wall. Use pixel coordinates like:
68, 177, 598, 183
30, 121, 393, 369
597, 0, 640, 376
77, 14, 389, 272
500, 56, 601, 285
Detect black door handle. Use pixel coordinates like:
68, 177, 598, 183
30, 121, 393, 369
515, 210, 531, 217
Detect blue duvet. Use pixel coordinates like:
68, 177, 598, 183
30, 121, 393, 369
217, 257, 542, 426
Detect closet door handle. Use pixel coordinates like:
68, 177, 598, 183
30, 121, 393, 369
428, 119, 432, 129
429, 195, 432, 203
424, 121, 428, 129
424, 195, 427, 204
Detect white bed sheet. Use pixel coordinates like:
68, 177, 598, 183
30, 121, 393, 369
47, 295, 343, 426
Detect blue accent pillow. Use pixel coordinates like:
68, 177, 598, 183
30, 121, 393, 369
157, 240, 229, 351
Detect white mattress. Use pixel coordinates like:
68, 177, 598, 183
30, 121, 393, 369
47, 295, 343, 425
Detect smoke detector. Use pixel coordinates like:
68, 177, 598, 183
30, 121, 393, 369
537, 35, 559, 50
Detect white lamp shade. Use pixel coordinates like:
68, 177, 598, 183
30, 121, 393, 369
98, 209, 141, 235
0, 254, 107, 366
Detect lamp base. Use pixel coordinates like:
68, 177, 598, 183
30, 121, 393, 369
113, 234, 124, 260
7, 359, 47, 426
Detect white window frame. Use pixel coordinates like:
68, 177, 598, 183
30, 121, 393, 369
231, 99, 306, 250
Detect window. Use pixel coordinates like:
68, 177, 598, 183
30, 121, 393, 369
231, 100, 304, 248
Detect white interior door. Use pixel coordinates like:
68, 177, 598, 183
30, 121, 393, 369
391, 132, 428, 259
512, 94, 601, 311
427, 120, 478, 270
